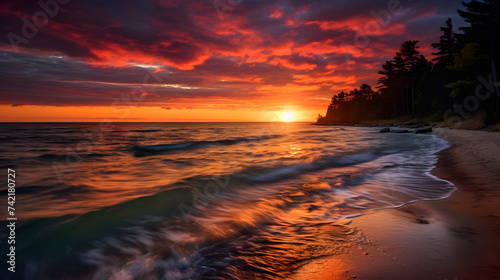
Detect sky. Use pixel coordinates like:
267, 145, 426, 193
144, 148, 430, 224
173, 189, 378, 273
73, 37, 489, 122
0, 0, 465, 122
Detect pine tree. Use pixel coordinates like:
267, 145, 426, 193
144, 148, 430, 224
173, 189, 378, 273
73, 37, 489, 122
431, 18, 457, 66
359, 84, 375, 100
399, 40, 420, 71
377, 41, 426, 116
458, 0, 500, 112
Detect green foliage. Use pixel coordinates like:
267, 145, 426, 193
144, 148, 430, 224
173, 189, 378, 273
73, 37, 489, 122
449, 43, 481, 71
445, 80, 476, 99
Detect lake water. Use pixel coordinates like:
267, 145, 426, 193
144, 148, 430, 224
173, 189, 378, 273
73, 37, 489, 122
0, 122, 455, 279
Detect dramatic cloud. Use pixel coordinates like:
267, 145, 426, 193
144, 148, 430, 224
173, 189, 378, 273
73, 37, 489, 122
0, 0, 465, 119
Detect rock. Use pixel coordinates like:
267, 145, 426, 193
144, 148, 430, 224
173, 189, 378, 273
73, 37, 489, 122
407, 124, 424, 129
415, 127, 433, 134
379, 128, 390, 133
391, 128, 408, 133
416, 218, 430, 224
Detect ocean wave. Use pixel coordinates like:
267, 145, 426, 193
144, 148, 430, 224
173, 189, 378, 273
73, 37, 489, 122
130, 129, 165, 132
243, 151, 384, 183
133, 134, 283, 155
37, 153, 108, 160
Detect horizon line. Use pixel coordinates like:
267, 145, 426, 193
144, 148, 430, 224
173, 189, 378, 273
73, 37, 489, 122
0, 121, 313, 123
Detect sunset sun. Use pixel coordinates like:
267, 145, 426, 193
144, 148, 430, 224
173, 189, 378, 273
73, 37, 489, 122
283, 111, 295, 122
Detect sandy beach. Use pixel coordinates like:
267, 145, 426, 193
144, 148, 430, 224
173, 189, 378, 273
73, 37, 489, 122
292, 128, 500, 279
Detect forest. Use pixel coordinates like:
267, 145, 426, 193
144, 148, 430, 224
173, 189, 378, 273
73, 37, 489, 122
316, 0, 500, 127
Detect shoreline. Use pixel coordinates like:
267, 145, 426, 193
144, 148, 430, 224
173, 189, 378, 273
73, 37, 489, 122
427, 128, 500, 277
311, 120, 500, 133
292, 128, 500, 279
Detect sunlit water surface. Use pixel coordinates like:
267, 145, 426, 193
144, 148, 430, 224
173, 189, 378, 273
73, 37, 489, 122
0, 122, 454, 279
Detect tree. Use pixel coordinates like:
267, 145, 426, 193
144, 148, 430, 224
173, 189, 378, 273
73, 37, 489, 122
315, 1, 500, 125
398, 40, 422, 115
458, 0, 500, 112
446, 43, 483, 100
378, 57, 405, 116
378, 60, 395, 90
399, 40, 421, 71
431, 18, 457, 66
338, 91, 346, 103
350, 88, 362, 100
328, 96, 338, 110
376, 40, 425, 116
430, 18, 458, 116
359, 84, 376, 100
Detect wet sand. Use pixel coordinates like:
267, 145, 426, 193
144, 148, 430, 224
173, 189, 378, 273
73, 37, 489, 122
292, 128, 500, 279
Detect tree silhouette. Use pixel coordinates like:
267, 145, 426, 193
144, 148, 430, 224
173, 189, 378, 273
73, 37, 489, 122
458, 0, 500, 112
316, 2, 500, 125
431, 18, 457, 66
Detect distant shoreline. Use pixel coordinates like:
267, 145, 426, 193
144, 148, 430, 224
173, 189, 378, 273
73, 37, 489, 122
312, 119, 500, 132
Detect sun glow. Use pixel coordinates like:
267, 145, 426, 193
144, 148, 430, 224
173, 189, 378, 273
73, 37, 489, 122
283, 111, 295, 122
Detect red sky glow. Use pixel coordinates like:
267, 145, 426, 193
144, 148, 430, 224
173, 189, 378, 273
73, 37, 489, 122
0, 0, 464, 122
